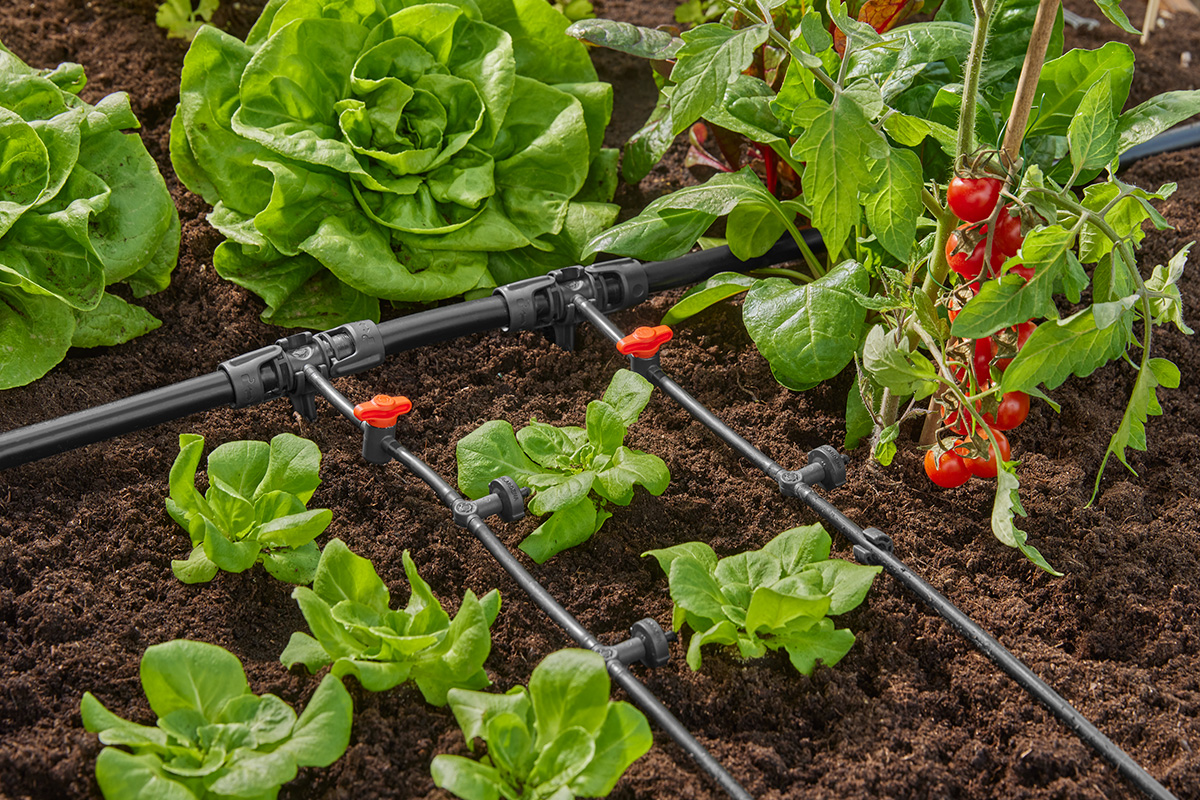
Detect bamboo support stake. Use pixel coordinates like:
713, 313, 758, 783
1141, 0, 1161, 43
1000, 0, 1062, 170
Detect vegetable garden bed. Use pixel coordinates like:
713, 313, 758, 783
1, 0, 1199, 798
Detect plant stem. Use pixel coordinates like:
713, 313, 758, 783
1000, 0, 1062, 168
727, 1, 839, 95
749, 267, 813, 283
956, 0, 997, 165
870, 388, 900, 452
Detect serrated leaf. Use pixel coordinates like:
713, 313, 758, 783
1068, 78, 1117, 177
864, 146, 922, 261
670, 23, 770, 136
861, 324, 937, 395
1093, 358, 1180, 497
992, 463, 1060, 575
1000, 307, 1132, 394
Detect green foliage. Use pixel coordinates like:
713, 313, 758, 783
165, 433, 332, 585
645, 524, 881, 674
281, 539, 500, 705
0, 40, 179, 389
456, 370, 669, 563
169, 0, 617, 329
157, 0, 219, 39
82, 640, 352, 800
431, 649, 652, 800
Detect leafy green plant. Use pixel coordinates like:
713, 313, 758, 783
0, 40, 180, 390
431, 648, 653, 800
166, 433, 332, 585
573, 0, 1198, 571
81, 639, 352, 800
157, 0, 219, 39
169, 0, 617, 329
281, 538, 500, 705
645, 523, 881, 674
552, 0, 596, 22
457, 369, 669, 563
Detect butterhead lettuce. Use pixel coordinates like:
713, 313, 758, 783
170, 0, 618, 328
0, 41, 179, 389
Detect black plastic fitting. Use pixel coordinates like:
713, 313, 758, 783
362, 425, 394, 465
852, 527, 894, 566
806, 446, 850, 491
493, 259, 648, 350
219, 321, 386, 417
450, 478, 530, 527
604, 618, 678, 669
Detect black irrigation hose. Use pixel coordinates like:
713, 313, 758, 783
0, 237, 809, 472
299, 368, 754, 800
568, 304, 1177, 800
1118, 122, 1200, 171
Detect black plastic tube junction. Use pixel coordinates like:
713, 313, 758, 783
299, 368, 754, 800
569, 297, 1178, 800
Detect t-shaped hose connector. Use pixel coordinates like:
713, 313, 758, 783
607, 618, 678, 669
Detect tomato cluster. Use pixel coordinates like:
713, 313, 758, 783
926, 174, 1039, 489
944, 176, 1033, 289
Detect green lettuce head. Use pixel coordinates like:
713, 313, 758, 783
0, 41, 179, 390
170, 0, 618, 329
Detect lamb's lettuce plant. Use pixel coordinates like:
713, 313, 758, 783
457, 369, 669, 564
0, 40, 179, 389
432, 649, 652, 800
82, 639, 352, 800
169, 0, 617, 329
166, 433, 332, 585
282, 539, 500, 705
645, 523, 881, 674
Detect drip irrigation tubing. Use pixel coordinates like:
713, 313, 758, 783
300, 367, 754, 800
569, 297, 1177, 800
0, 233, 810, 471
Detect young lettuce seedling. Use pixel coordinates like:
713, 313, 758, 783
281, 539, 501, 705
456, 369, 670, 563
165, 433, 332, 585
432, 649, 653, 800
81, 639, 352, 800
645, 523, 881, 675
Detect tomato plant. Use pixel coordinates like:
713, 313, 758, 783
925, 447, 971, 489
572, 0, 1197, 572
962, 429, 1011, 479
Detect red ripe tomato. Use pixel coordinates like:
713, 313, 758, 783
996, 321, 1036, 370
1007, 263, 1036, 281
993, 206, 1024, 257
948, 176, 1003, 223
943, 404, 980, 436
925, 447, 971, 488
946, 228, 987, 282
985, 391, 1030, 431
963, 429, 1011, 479
973, 338, 994, 388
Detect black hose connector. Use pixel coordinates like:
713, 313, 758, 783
606, 618, 678, 669
852, 527, 894, 566
806, 446, 850, 491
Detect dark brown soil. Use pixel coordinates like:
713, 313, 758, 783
1, 1, 1199, 799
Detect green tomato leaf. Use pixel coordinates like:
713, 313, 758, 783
864, 147, 923, 261
1000, 307, 1132, 394
861, 324, 937, 396
1068, 78, 1118, 177
669, 23, 770, 136
1026, 43, 1133, 138
1116, 90, 1200, 155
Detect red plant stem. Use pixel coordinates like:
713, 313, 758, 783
759, 144, 779, 196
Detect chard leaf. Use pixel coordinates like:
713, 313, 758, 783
621, 92, 675, 184
742, 260, 870, 391
662, 271, 757, 326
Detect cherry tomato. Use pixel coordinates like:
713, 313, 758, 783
1007, 263, 1036, 281
973, 337, 994, 388
996, 321, 1036, 371
993, 206, 1024, 257
948, 176, 1003, 223
963, 429, 1011, 479
986, 391, 1030, 431
943, 404, 980, 436
946, 228, 987, 282
925, 447, 971, 488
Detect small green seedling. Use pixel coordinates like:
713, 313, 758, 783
82, 639, 352, 800
432, 649, 653, 800
281, 539, 500, 705
645, 523, 882, 674
457, 369, 670, 563
156, 0, 219, 39
165, 433, 332, 585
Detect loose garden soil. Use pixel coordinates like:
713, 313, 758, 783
1, 1, 1198, 798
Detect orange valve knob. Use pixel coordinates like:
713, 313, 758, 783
617, 325, 673, 359
353, 394, 412, 428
